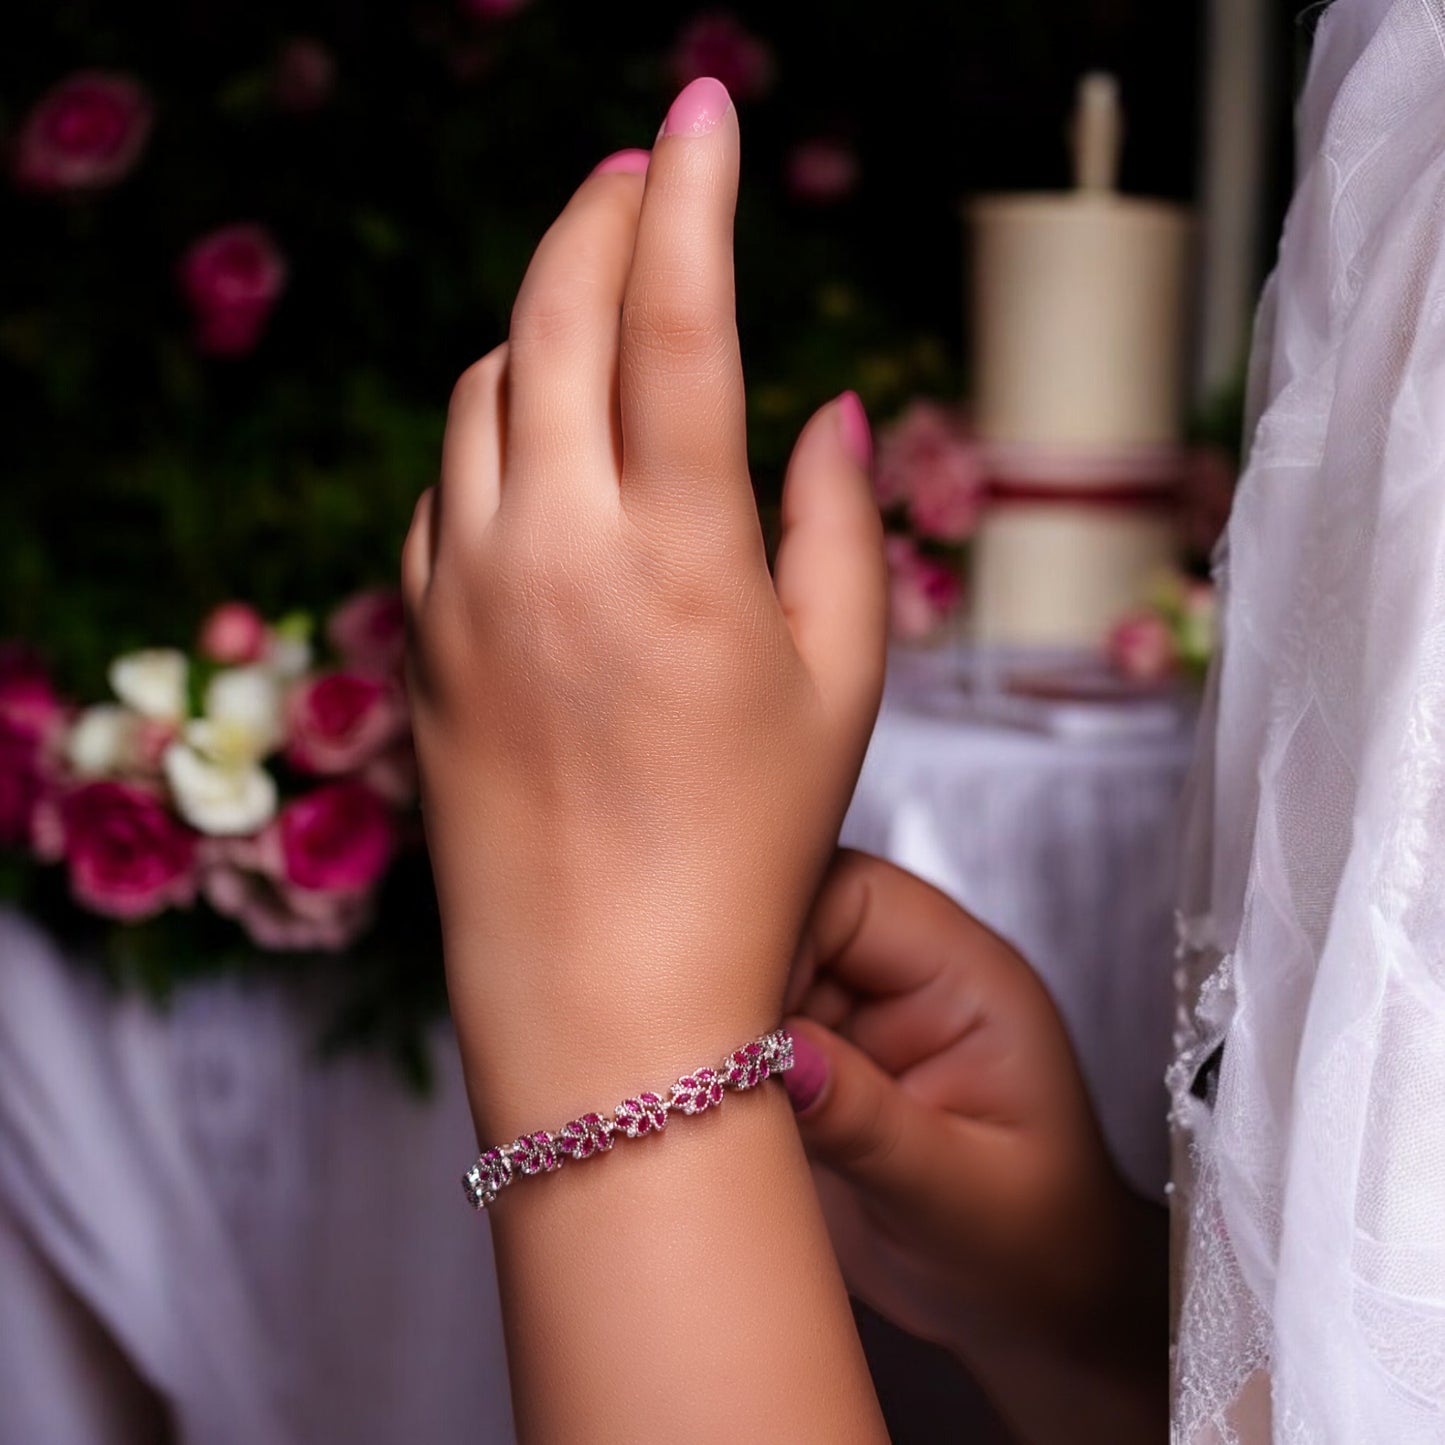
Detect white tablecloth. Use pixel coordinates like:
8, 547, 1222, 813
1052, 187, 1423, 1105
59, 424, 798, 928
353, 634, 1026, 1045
0, 647, 1190, 1443
845, 647, 1193, 1197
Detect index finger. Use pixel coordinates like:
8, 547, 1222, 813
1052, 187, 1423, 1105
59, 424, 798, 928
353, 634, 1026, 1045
784, 850, 1034, 1074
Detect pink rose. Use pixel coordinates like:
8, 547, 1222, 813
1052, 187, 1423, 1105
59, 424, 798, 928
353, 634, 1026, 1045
278, 782, 394, 893
885, 536, 962, 641
200, 831, 371, 952
0, 650, 67, 848
12, 72, 153, 192
197, 601, 268, 664
0, 718, 52, 849
326, 588, 406, 677
1107, 613, 1178, 684
56, 781, 197, 920
670, 13, 774, 100
178, 224, 288, 357
786, 139, 859, 204
273, 38, 336, 113
286, 671, 407, 775
876, 402, 986, 543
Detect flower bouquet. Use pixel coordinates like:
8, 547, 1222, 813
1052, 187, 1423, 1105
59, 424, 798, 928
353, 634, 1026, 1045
873, 400, 986, 642
0, 591, 447, 1087
1105, 571, 1217, 686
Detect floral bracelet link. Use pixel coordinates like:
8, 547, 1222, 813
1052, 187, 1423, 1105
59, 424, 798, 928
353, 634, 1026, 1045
462, 1029, 795, 1211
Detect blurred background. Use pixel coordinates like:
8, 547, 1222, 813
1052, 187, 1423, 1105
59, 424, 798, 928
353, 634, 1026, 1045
2, 0, 1297, 681
0, 2, 1310, 1442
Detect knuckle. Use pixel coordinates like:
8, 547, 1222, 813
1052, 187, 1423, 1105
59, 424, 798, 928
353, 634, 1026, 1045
509, 286, 593, 352
622, 291, 734, 365
447, 347, 506, 418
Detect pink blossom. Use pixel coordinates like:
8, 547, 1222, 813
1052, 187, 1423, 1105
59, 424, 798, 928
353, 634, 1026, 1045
1107, 613, 1178, 684
0, 651, 67, 848
286, 671, 407, 775
0, 726, 44, 848
178, 224, 288, 357
875, 401, 986, 543
55, 781, 197, 920
278, 781, 394, 893
885, 536, 962, 641
197, 601, 268, 664
670, 14, 774, 100
273, 38, 336, 113
786, 139, 859, 204
326, 588, 406, 677
201, 830, 372, 951
12, 72, 153, 192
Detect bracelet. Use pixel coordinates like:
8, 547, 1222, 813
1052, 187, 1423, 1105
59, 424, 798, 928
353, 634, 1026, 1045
461, 1028, 795, 1211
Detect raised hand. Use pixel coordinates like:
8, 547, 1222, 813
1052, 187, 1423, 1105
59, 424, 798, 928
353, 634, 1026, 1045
402, 80, 891, 1443
785, 850, 1167, 1443
402, 79, 887, 1141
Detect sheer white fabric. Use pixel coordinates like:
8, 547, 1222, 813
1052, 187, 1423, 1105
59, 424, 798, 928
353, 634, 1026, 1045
0, 911, 515, 1445
1170, 1, 1445, 1438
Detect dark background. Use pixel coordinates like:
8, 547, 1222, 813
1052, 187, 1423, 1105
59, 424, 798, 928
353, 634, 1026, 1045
1, 0, 1301, 692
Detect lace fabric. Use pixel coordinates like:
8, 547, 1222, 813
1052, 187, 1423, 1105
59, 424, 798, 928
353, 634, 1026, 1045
1171, 1, 1445, 1438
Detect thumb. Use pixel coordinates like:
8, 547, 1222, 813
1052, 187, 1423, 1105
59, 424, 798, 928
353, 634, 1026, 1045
772, 393, 888, 726
783, 1016, 949, 1209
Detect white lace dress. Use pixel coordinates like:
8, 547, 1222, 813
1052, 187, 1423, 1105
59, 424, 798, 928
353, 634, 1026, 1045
1170, 1, 1445, 1437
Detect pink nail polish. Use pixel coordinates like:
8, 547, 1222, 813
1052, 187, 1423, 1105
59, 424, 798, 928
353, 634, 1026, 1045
783, 1030, 828, 1114
837, 391, 873, 470
662, 76, 732, 138
591, 148, 651, 177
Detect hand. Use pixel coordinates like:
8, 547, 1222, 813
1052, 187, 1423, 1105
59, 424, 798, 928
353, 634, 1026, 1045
784, 850, 1166, 1442
401, 81, 888, 1139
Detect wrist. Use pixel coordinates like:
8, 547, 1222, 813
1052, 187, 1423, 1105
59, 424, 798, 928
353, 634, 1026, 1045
444, 932, 791, 1142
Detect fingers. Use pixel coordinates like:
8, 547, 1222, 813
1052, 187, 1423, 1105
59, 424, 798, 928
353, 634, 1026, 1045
438, 342, 508, 548
773, 394, 888, 722
784, 1016, 996, 1230
504, 154, 649, 499
783, 850, 1020, 1079
619, 78, 751, 530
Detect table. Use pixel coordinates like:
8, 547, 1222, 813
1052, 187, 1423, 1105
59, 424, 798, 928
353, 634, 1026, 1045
0, 647, 1191, 1443
845, 647, 1193, 1198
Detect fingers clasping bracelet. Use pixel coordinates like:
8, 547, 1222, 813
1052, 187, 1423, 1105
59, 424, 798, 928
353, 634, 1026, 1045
461, 1028, 795, 1211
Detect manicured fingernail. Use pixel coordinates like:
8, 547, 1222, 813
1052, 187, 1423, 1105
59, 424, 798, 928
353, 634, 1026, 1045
783, 1030, 828, 1114
592, 148, 650, 177
837, 391, 873, 470
662, 76, 732, 138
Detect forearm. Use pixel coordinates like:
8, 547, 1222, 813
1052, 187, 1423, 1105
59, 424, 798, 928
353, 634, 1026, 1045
484, 1077, 888, 1443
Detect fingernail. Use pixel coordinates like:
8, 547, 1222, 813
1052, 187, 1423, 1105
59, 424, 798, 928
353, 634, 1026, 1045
591, 148, 651, 177
662, 76, 732, 138
783, 1029, 828, 1115
837, 391, 873, 470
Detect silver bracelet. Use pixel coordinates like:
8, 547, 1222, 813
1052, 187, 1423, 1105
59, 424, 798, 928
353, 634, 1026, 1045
462, 1028, 795, 1211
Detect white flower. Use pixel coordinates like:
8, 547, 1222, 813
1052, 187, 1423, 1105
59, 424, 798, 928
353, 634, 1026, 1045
109, 649, 188, 721
188, 666, 284, 763
163, 741, 278, 836
66, 705, 137, 777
